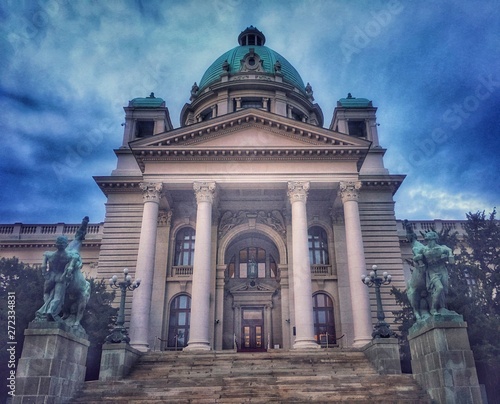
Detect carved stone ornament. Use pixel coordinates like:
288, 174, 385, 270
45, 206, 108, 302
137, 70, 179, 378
158, 210, 173, 227
339, 181, 362, 203
193, 181, 217, 204
218, 210, 247, 237
218, 210, 287, 239
257, 210, 286, 236
287, 181, 310, 204
140, 182, 163, 203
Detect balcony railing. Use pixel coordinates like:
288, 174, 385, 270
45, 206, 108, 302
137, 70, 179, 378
171, 265, 194, 277
311, 264, 331, 276
169, 264, 332, 279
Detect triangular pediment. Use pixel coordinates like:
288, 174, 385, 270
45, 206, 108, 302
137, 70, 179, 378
129, 109, 370, 170
130, 109, 370, 149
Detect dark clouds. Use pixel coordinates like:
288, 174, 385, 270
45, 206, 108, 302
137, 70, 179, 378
0, 0, 498, 224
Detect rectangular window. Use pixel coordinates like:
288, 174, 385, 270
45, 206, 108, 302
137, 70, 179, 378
347, 120, 367, 137
136, 120, 154, 137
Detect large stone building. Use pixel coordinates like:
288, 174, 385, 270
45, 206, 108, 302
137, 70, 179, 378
0, 27, 466, 353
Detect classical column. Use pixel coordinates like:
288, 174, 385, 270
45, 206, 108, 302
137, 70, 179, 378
129, 182, 163, 352
339, 181, 372, 347
287, 181, 320, 349
185, 182, 216, 351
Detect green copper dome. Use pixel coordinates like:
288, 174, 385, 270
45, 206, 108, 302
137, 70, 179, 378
198, 27, 306, 93
337, 93, 372, 108
129, 92, 165, 108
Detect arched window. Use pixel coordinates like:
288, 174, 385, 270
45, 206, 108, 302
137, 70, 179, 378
313, 293, 336, 346
239, 247, 266, 278
308, 226, 329, 265
167, 294, 191, 349
174, 228, 195, 266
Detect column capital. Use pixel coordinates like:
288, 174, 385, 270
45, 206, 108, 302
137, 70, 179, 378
287, 181, 310, 204
193, 181, 216, 204
158, 209, 173, 227
339, 181, 362, 203
140, 182, 163, 203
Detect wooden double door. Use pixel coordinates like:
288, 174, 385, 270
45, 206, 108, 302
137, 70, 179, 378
240, 307, 265, 351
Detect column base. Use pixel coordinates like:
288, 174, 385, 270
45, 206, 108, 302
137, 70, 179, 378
184, 342, 211, 351
130, 342, 149, 353
352, 336, 372, 348
293, 339, 320, 350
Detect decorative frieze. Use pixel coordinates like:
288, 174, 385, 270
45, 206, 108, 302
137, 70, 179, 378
140, 182, 163, 203
339, 181, 361, 203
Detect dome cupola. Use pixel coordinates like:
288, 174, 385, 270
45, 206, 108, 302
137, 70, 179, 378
181, 27, 323, 127
237, 25, 266, 46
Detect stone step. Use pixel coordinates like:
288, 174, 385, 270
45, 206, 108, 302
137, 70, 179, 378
72, 350, 431, 403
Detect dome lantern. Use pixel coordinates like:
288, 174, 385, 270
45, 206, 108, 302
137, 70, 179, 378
238, 26, 266, 46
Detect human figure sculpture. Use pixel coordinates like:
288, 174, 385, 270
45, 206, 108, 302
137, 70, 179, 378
405, 221, 456, 320
405, 221, 430, 320
35, 217, 91, 333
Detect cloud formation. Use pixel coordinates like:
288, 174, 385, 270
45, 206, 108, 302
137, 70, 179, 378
0, 0, 498, 224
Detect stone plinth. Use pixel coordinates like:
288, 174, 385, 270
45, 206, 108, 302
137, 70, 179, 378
13, 322, 90, 404
99, 343, 142, 381
362, 337, 402, 374
408, 316, 483, 403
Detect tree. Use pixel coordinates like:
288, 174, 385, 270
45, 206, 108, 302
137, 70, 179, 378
81, 278, 118, 380
0, 257, 117, 398
447, 209, 500, 400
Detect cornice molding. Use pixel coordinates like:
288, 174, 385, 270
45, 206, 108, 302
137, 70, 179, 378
93, 176, 143, 196
360, 174, 406, 195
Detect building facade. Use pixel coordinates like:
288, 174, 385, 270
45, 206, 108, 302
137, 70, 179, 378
1, 27, 436, 352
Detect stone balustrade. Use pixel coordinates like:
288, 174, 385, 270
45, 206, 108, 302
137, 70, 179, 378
396, 219, 467, 239
0, 222, 103, 240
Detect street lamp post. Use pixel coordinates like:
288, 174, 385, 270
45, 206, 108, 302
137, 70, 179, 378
362, 265, 396, 339
106, 268, 141, 344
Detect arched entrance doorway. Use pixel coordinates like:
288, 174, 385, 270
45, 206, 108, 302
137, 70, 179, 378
220, 230, 284, 351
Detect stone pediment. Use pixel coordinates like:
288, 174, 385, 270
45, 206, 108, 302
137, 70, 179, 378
129, 109, 370, 170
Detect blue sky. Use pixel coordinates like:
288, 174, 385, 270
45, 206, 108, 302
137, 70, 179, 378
0, 0, 498, 224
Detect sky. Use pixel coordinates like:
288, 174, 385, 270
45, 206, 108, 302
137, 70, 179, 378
0, 0, 499, 225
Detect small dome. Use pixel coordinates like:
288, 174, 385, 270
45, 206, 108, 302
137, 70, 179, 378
337, 93, 372, 108
129, 92, 165, 108
198, 27, 305, 94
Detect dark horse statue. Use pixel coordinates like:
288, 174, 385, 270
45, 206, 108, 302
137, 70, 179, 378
35, 217, 91, 334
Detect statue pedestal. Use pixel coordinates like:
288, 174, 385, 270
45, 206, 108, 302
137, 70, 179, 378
13, 322, 89, 404
99, 342, 142, 381
408, 316, 483, 403
362, 337, 402, 374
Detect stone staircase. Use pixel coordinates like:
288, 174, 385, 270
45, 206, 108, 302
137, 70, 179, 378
72, 349, 431, 403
